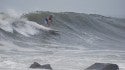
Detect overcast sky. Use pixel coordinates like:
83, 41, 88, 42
0, 0, 125, 18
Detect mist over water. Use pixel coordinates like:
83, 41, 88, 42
0, 11, 125, 70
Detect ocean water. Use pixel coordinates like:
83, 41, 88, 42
0, 11, 125, 70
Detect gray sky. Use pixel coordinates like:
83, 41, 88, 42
0, 0, 125, 18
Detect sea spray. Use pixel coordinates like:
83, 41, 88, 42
0, 10, 51, 37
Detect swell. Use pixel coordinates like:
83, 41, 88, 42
0, 11, 125, 50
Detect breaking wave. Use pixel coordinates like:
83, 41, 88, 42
0, 11, 125, 70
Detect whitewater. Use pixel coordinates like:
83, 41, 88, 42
0, 11, 125, 70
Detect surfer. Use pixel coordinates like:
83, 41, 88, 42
44, 15, 53, 27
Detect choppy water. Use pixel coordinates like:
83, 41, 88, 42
0, 11, 125, 70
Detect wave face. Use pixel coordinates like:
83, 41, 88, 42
0, 11, 125, 70
24, 12, 125, 50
